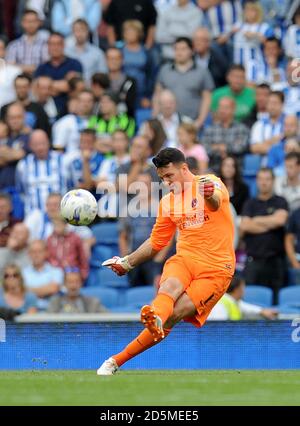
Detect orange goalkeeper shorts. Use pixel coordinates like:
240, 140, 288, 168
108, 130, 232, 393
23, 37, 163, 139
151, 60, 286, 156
159, 254, 232, 327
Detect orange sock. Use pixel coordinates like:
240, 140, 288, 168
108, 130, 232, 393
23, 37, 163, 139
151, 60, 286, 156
113, 327, 171, 367
151, 292, 175, 325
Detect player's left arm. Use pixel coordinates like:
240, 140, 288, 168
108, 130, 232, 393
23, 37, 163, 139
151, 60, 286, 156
200, 176, 223, 211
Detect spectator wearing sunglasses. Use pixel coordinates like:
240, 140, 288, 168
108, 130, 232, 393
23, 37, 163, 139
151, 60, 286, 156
0, 264, 37, 314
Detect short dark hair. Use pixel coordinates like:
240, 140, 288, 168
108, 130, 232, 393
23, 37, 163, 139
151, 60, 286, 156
14, 73, 32, 84
106, 47, 123, 57
91, 73, 110, 89
265, 36, 281, 48
102, 90, 119, 104
73, 18, 90, 30
227, 64, 245, 74
22, 9, 39, 18
269, 90, 285, 103
227, 275, 244, 294
285, 152, 300, 164
80, 128, 96, 138
68, 76, 84, 91
175, 36, 193, 50
256, 83, 271, 91
152, 148, 186, 168
49, 31, 65, 40
257, 167, 274, 179
219, 156, 243, 189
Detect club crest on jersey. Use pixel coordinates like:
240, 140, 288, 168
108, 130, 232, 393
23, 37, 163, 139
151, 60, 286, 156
191, 198, 198, 208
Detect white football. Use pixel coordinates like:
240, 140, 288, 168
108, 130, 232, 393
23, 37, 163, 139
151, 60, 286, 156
60, 189, 98, 226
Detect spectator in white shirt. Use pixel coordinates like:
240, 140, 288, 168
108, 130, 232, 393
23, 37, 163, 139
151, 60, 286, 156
246, 37, 286, 86
284, 6, 300, 59
250, 91, 285, 156
266, 115, 300, 177
155, 89, 192, 148
209, 275, 277, 320
64, 128, 104, 191
95, 129, 131, 218
0, 37, 22, 109
96, 130, 130, 187
52, 89, 94, 152
16, 129, 66, 215
22, 239, 63, 309
272, 59, 300, 119
233, 1, 272, 66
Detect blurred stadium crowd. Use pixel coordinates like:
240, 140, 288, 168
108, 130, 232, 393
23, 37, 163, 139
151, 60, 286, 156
1, 0, 300, 317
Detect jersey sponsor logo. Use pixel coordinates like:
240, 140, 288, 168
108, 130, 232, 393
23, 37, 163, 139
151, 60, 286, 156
177, 211, 210, 230
191, 198, 198, 208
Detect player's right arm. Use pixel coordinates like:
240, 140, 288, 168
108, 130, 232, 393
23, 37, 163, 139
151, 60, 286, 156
128, 238, 159, 267
128, 202, 176, 265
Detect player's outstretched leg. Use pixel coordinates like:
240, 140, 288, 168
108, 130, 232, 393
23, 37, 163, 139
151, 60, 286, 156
97, 279, 183, 375
97, 327, 171, 375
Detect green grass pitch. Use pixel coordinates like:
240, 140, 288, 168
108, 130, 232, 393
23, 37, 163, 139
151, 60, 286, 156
0, 370, 300, 406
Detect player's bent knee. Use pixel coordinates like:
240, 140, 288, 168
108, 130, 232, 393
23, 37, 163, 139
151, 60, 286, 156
165, 292, 197, 329
158, 277, 184, 300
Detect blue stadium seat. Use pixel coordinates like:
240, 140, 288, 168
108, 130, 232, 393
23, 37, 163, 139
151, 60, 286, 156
98, 267, 129, 288
278, 287, 300, 307
4, 187, 24, 220
135, 108, 152, 130
243, 176, 257, 197
123, 286, 156, 309
91, 222, 119, 246
84, 267, 99, 287
90, 245, 115, 267
276, 304, 300, 314
81, 287, 120, 309
287, 268, 299, 286
242, 154, 262, 176
244, 285, 273, 307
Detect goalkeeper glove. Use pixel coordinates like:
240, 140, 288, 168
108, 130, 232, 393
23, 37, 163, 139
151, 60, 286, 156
102, 256, 134, 276
199, 177, 215, 199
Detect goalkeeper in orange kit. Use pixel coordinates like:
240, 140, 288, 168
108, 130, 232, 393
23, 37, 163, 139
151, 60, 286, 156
97, 148, 235, 375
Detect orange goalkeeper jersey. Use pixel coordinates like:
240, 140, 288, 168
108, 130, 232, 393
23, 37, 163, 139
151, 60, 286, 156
150, 175, 235, 275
